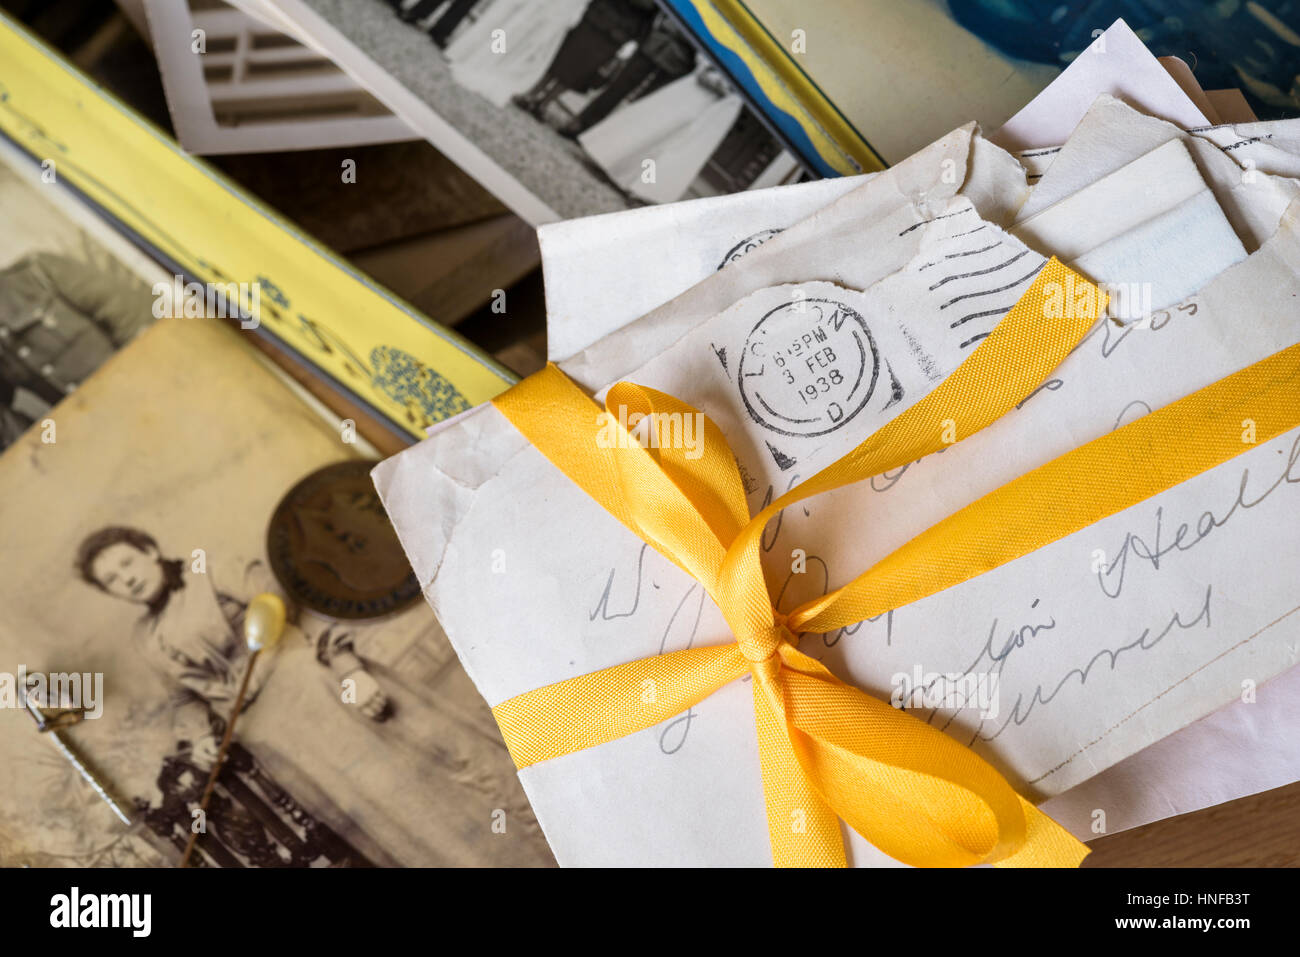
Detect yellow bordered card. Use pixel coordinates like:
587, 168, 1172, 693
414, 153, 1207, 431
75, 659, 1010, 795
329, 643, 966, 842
0, 11, 514, 442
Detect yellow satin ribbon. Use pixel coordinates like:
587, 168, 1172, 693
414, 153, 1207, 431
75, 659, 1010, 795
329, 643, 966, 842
489, 258, 1300, 867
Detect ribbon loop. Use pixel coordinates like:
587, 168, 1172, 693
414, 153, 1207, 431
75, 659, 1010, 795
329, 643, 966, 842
604, 381, 750, 546
775, 644, 1028, 867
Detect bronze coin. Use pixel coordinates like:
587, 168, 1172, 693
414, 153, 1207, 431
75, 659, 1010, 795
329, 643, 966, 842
266, 460, 421, 620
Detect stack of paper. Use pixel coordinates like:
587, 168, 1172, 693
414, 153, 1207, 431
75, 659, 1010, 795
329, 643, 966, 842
374, 20, 1300, 866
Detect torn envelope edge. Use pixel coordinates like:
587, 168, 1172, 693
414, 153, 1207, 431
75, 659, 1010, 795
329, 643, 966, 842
540, 102, 1299, 372
556, 123, 1028, 393
541, 110, 1298, 379
1016, 96, 1300, 252
537, 18, 1214, 360
539, 173, 874, 363
535, 114, 1300, 356
419, 126, 1010, 438
1014, 117, 1300, 185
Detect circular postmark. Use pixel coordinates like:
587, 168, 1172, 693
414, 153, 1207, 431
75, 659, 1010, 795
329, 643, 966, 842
717, 228, 784, 270
737, 297, 878, 438
267, 460, 421, 620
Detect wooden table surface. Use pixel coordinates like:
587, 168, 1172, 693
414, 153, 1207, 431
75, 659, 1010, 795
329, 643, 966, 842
1084, 780, 1300, 866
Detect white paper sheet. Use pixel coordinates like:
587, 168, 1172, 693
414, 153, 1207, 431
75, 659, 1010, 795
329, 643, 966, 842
989, 19, 1209, 152
1013, 138, 1248, 316
540, 175, 871, 362
1015, 97, 1300, 244
1041, 663, 1300, 841
1197, 118, 1300, 179
1016, 139, 1218, 258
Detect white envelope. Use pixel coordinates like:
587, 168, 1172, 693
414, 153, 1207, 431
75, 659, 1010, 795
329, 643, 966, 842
557, 125, 1031, 391
1015, 96, 1300, 239
540, 174, 872, 363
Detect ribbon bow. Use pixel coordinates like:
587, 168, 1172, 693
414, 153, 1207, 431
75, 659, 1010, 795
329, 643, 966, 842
490, 258, 1300, 867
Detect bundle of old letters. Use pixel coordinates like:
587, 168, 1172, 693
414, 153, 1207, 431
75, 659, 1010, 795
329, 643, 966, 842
374, 20, 1300, 866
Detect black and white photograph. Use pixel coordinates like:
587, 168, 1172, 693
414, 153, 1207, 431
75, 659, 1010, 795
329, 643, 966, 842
0, 153, 157, 453
301, 0, 802, 219
0, 316, 551, 869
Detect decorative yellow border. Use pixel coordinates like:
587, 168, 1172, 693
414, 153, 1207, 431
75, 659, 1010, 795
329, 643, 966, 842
692, 0, 886, 175
0, 11, 515, 440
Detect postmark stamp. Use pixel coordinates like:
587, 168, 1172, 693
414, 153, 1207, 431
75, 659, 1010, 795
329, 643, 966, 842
737, 297, 878, 438
717, 228, 784, 270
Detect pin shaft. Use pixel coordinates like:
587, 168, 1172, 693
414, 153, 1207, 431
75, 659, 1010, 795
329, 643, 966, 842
46, 729, 133, 826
